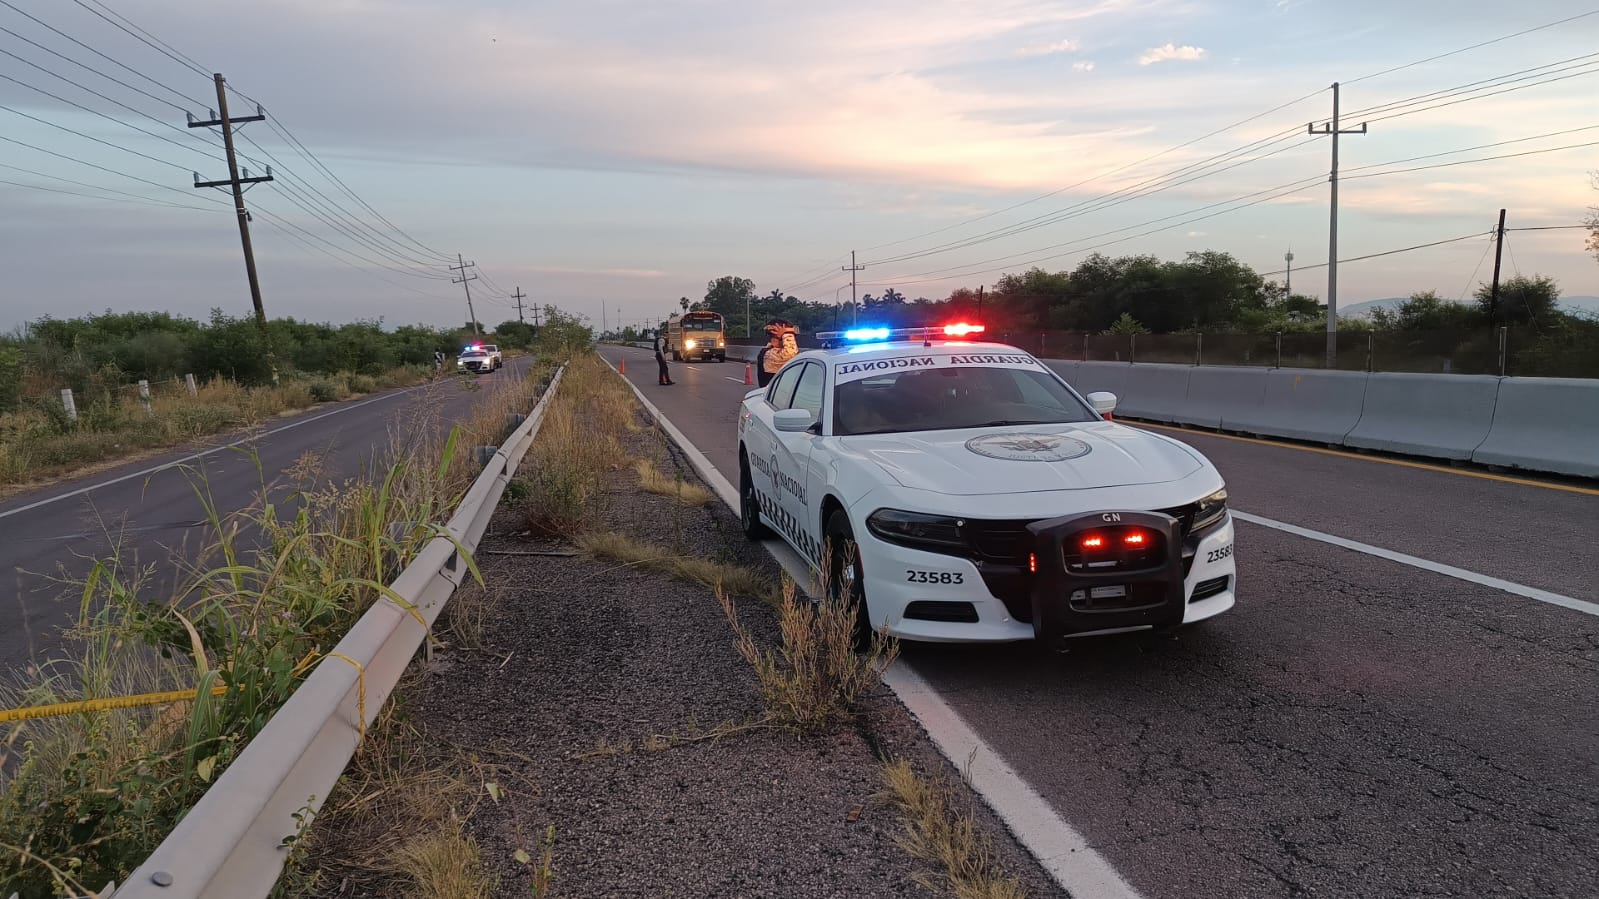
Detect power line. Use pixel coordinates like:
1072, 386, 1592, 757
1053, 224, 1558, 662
1341, 139, 1599, 182
0, 160, 215, 210
0, 0, 208, 107
0, 174, 211, 210
256, 214, 457, 300
68, 0, 211, 79
0, 59, 220, 163
1257, 232, 1488, 277
1343, 8, 1599, 85
835, 16, 1599, 272
861, 88, 1327, 256
0, 130, 230, 202
0, 101, 196, 172
0, 21, 193, 113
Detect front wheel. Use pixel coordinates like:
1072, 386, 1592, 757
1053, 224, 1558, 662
740, 457, 771, 541
824, 510, 872, 646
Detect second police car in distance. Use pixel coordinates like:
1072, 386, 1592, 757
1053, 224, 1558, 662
736, 323, 1235, 647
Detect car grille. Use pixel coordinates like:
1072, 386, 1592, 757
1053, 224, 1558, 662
1191, 575, 1230, 602
961, 502, 1208, 622
903, 601, 980, 623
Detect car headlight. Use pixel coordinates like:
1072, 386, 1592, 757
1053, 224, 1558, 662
685, 339, 697, 349
867, 509, 967, 552
718, 340, 726, 347
1192, 487, 1228, 533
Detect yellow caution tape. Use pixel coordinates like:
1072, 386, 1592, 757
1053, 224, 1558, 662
0, 684, 230, 724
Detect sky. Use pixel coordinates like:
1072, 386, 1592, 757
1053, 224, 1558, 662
1, 0, 1597, 334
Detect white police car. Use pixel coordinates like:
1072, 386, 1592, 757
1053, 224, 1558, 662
735, 323, 1235, 646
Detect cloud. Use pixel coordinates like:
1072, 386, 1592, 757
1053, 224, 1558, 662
1072, 61, 1096, 72
1138, 43, 1206, 65
1186, 230, 1206, 237
1018, 39, 1080, 57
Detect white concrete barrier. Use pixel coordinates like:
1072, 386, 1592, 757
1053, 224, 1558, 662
1043, 360, 1080, 391
1345, 372, 1500, 460
1471, 377, 1599, 477
1225, 369, 1369, 444
1173, 366, 1270, 430
1116, 363, 1194, 423
1068, 362, 1131, 404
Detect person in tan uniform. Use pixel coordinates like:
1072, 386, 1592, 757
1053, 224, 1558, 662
756, 320, 798, 388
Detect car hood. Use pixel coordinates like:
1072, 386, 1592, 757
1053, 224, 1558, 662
841, 422, 1205, 495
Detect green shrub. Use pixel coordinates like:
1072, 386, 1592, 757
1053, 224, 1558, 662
345, 373, 377, 394
0, 347, 21, 413
307, 378, 340, 402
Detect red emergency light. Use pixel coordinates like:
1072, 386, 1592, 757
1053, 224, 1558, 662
942, 323, 986, 337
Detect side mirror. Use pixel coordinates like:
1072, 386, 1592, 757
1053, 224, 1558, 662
773, 409, 814, 433
1086, 391, 1117, 420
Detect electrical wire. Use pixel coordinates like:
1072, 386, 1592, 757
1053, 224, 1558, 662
0, 131, 230, 203
0, 62, 219, 163
68, 0, 212, 79
1343, 8, 1599, 85
0, 0, 208, 107
0, 175, 212, 210
1341, 139, 1599, 182
0, 21, 195, 114
0, 101, 195, 172
1457, 235, 1496, 301
0, 159, 216, 210
1258, 232, 1489, 277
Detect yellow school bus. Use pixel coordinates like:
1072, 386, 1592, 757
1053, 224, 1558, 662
667, 311, 727, 362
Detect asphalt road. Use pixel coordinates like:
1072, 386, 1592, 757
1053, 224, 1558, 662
599, 344, 1599, 899
0, 356, 537, 677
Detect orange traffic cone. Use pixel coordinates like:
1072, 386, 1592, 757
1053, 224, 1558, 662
744, 363, 754, 386
619, 358, 626, 375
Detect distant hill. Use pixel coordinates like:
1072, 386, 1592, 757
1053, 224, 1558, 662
1342, 295, 1599, 318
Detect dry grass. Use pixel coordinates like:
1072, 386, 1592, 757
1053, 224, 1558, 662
0, 365, 432, 489
879, 759, 1030, 899
576, 530, 774, 602
294, 711, 505, 899
634, 458, 714, 506
717, 578, 899, 733
520, 355, 633, 538
390, 818, 494, 899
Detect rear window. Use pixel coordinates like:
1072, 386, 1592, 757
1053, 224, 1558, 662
833, 363, 1097, 436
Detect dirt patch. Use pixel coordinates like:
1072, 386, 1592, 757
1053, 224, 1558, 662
301, 379, 1065, 898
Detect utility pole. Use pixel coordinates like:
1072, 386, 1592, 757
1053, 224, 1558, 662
1284, 250, 1294, 296
512, 286, 527, 324
188, 73, 276, 382
843, 251, 865, 326
1308, 82, 1367, 367
1488, 208, 1507, 326
449, 254, 480, 336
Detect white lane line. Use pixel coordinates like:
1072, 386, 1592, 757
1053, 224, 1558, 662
1231, 511, 1599, 618
0, 361, 528, 522
723, 377, 747, 384
602, 354, 1144, 899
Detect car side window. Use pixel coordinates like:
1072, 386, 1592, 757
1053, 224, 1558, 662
767, 365, 802, 409
790, 362, 825, 422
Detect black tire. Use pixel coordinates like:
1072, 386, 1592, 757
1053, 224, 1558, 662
824, 510, 872, 646
739, 456, 772, 541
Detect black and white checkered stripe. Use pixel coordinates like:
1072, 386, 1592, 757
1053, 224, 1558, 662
756, 489, 823, 564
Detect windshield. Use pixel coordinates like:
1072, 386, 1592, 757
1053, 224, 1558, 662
683, 318, 722, 331
833, 364, 1099, 436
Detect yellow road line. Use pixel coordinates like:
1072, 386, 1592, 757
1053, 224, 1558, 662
1131, 421, 1599, 497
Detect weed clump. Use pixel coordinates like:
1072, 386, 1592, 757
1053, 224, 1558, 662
717, 579, 898, 733
879, 759, 1030, 899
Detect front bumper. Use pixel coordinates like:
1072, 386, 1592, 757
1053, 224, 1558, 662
856, 512, 1235, 643
458, 358, 492, 372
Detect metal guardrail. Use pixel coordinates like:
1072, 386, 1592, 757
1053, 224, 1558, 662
108, 365, 566, 899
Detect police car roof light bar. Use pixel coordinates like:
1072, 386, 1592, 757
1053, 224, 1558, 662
816, 322, 987, 343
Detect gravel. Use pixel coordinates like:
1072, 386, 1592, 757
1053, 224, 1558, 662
318, 410, 1066, 898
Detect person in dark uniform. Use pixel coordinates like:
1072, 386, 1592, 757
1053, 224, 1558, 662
654, 331, 674, 385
